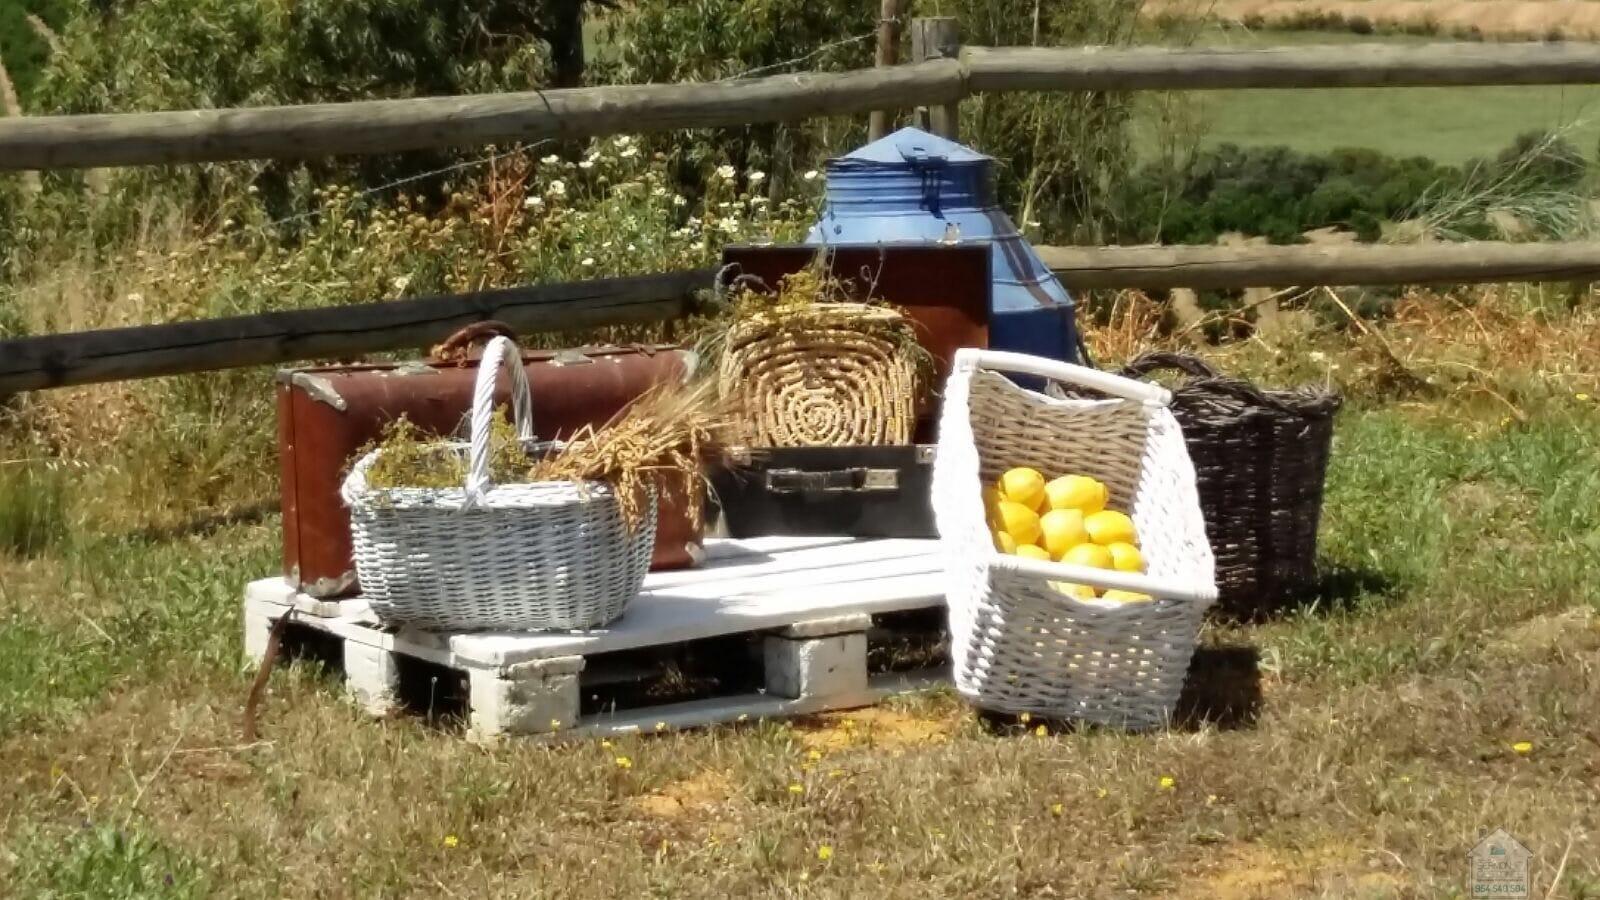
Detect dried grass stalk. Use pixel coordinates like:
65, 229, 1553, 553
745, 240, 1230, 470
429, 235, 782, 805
529, 378, 726, 531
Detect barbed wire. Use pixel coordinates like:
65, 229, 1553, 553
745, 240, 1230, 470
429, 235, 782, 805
718, 30, 879, 82
3, 27, 886, 306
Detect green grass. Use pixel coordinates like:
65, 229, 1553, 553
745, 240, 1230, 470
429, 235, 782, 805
1137, 29, 1600, 162
0, 0, 67, 107
2, 292, 1600, 896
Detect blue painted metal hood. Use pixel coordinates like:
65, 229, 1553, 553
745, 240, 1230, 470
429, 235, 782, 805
805, 127, 1075, 318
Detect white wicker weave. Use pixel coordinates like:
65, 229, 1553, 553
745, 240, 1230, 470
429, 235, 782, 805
341, 336, 656, 632
932, 349, 1217, 730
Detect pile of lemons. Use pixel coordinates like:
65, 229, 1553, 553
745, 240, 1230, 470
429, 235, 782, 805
985, 467, 1153, 604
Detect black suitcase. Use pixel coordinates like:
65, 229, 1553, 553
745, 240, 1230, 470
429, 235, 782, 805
710, 445, 937, 539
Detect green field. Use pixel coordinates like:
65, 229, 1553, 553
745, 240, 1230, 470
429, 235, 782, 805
1140, 30, 1600, 163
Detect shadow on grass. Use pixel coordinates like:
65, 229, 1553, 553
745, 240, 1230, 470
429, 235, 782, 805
1213, 560, 1400, 624
975, 643, 1265, 736
1172, 644, 1262, 731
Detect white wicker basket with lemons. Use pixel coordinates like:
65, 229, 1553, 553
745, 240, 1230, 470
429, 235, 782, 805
985, 467, 1152, 604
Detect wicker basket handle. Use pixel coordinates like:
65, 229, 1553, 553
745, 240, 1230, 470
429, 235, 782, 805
995, 555, 1218, 605
955, 348, 1172, 407
465, 335, 536, 502
1119, 351, 1223, 381
1122, 351, 1338, 416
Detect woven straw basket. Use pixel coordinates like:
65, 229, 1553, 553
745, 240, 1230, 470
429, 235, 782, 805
341, 336, 656, 632
1122, 353, 1340, 620
718, 302, 918, 447
933, 350, 1217, 730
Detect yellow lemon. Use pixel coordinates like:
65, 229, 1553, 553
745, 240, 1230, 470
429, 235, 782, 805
1060, 542, 1113, 569
1085, 509, 1136, 546
1038, 508, 1088, 558
1014, 543, 1051, 561
1107, 542, 1144, 573
995, 500, 1042, 546
1049, 581, 1098, 600
993, 531, 1017, 554
1044, 475, 1107, 514
999, 467, 1047, 512
1101, 589, 1154, 604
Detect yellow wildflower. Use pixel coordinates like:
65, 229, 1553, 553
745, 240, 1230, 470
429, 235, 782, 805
1096, 788, 1108, 799
1578, 393, 1592, 402
443, 835, 459, 849
1512, 741, 1533, 755
1019, 712, 1031, 724
1050, 802, 1064, 817
788, 783, 804, 794
655, 721, 668, 732
818, 845, 834, 861
614, 756, 633, 769
807, 749, 823, 762
1159, 776, 1176, 790
1034, 724, 1047, 737
600, 739, 612, 749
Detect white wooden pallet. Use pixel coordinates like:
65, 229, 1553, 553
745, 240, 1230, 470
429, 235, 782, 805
244, 536, 950, 740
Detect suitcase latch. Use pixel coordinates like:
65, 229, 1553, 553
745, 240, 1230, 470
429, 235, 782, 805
550, 350, 593, 366
765, 467, 899, 495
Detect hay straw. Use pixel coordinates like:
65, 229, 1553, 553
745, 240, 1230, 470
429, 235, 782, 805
697, 265, 932, 448
529, 378, 727, 531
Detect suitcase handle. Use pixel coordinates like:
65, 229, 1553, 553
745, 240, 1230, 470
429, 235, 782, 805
465, 336, 537, 502
765, 467, 899, 495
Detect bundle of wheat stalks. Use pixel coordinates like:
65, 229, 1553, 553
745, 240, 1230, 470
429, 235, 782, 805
529, 378, 725, 530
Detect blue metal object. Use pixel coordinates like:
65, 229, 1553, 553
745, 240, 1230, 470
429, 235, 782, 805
806, 126, 1084, 365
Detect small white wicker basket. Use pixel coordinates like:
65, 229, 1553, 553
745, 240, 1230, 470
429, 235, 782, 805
932, 349, 1217, 730
341, 336, 656, 632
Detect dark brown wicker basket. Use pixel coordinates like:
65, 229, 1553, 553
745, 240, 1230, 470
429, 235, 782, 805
1120, 352, 1341, 620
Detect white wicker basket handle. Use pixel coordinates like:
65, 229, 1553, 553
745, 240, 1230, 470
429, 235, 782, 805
994, 554, 1218, 604
954, 348, 1172, 407
465, 335, 536, 502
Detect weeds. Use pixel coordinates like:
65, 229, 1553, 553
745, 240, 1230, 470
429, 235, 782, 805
0, 459, 68, 557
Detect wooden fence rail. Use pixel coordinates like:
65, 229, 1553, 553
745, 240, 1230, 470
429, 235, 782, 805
4, 242, 1596, 393
1035, 241, 1600, 290
0, 270, 710, 393
6, 42, 1600, 170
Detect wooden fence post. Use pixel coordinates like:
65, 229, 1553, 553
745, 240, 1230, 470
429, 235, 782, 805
868, 0, 904, 140
910, 17, 961, 139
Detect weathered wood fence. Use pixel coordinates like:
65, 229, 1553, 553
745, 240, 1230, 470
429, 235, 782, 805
2, 20, 1598, 393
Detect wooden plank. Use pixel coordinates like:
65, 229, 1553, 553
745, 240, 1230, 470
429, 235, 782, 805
0, 60, 965, 171
962, 42, 1600, 92
911, 17, 961, 139
243, 536, 947, 669
642, 537, 938, 589
0, 269, 712, 393
1038, 241, 1600, 290
447, 562, 944, 667
571, 670, 941, 738
868, 0, 906, 141
7, 42, 1600, 171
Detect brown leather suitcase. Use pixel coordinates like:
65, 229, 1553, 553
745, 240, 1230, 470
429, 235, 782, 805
277, 343, 703, 599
